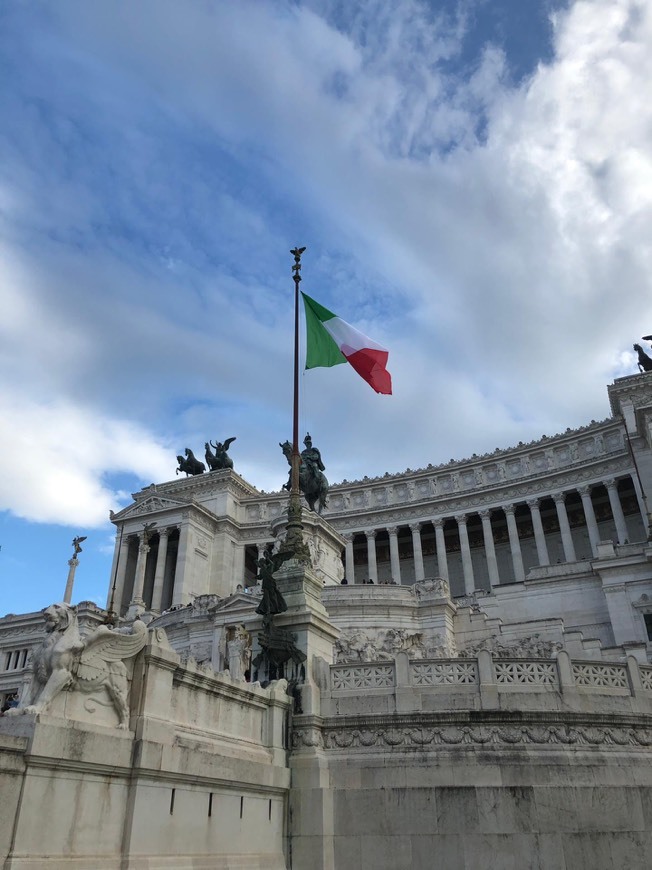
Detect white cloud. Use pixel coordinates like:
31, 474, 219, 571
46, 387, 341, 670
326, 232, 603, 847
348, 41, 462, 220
0, 0, 651, 540
0, 395, 170, 526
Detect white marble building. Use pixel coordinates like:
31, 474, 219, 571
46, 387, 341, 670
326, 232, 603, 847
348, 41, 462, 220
3, 372, 652, 868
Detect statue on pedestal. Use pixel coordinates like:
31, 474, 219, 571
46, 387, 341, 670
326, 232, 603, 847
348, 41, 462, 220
280, 433, 329, 513
6, 603, 147, 728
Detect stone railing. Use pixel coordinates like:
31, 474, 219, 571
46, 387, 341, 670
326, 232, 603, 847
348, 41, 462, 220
322, 652, 652, 716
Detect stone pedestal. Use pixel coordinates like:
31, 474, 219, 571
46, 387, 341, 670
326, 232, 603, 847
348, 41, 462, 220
270, 559, 339, 716
271, 510, 346, 586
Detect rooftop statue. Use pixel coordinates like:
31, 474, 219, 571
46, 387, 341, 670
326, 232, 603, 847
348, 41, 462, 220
6, 603, 147, 728
205, 436, 236, 471
280, 433, 329, 513
176, 448, 206, 476
635, 340, 652, 373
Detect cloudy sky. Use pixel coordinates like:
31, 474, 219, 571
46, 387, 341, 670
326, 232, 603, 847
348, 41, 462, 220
1, 0, 651, 615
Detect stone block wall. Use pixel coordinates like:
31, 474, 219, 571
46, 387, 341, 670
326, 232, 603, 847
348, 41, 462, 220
0, 633, 292, 869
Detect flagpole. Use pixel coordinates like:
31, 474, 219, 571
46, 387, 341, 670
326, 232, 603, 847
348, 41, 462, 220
278, 247, 311, 564
291, 246, 305, 496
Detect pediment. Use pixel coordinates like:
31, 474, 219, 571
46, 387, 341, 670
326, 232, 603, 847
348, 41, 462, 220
213, 592, 261, 613
113, 494, 192, 521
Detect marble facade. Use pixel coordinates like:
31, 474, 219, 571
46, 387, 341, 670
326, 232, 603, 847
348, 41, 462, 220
2, 372, 652, 867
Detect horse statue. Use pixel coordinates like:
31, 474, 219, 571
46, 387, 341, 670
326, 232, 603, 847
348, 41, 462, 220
280, 438, 329, 514
205, 437, 236, 471
634, 343, 652, 373
176, 448, 206, 476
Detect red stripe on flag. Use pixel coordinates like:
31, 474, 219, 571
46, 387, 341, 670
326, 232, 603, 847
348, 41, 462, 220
345, 348, 392, 395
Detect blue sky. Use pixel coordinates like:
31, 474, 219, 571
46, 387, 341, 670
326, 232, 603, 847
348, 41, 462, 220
1, 0, 650, 616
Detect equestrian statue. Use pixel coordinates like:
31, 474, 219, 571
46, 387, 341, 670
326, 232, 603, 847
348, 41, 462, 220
280, 432, 329, 514
176, 448, 206, 476
635, 339, 652, 373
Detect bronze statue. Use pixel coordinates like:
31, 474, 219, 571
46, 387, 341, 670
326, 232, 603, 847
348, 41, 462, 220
72, 536, 87, 556
205, 437, 236, 471
176, 448, 206, 476
634, 343, 652, 373
255, 543, 288, 617
280, 433, 329, 513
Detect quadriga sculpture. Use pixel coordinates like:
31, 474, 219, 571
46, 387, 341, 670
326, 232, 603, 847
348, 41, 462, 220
176, 447, 206, 476
7, 603, 147, 728
205, 437, 236, 471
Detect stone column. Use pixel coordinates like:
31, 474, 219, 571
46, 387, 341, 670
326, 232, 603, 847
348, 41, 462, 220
526, 498, 550, 566
63, 557, 79, 604
233, 542, 246, 586
553, 492, 576, 562
409, 523, 425, 583
479, 510, 500, 587
343, 534, 355, 585
455, 514, 475, 595
605, 478, 629, 544
151, 528, 170, 613
387, 526, 402, 584
365, 530, 378, 583
504, 504, 525, 581
172, 520, 190, 606
434, 518, 449, 581
130, 533, 151, 608
106, 530, 131, 613
578, 486, 600, 557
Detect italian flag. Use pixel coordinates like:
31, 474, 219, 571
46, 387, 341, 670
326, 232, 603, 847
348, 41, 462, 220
302, 292, 392, 395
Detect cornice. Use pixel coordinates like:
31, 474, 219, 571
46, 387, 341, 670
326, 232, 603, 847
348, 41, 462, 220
131, 469, 260, 503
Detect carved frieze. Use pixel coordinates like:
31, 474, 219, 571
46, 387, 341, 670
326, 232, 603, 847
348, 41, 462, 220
458, 634, 562, 659
291, 723, 652, 752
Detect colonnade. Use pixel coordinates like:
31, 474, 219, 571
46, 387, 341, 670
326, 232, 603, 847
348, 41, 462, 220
341, 477, 644, 593
110, 526, 182, 616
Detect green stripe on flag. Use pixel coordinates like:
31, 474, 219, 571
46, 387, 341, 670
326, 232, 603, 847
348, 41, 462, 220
302, 293, 347, 369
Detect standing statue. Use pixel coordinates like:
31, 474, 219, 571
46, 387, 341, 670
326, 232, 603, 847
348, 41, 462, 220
280, 433, 329, 513
176, 448, 206, 476
255, 543, 288, 616
205, 437, 237, 471
227, 624, 251, 681
72, 536, 87, 556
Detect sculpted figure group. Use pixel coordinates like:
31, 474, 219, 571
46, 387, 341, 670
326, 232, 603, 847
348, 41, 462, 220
7, 603, 147, 728
176, 437, 237, 476
173, 431, 330, 517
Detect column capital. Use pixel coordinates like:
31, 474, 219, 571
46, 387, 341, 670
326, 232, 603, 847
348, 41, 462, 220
578, 484, 592, 498
503, 503, 516, 517
526, 497, 540, 510
365, 529, 377, 540
552, 492, 566, 505
386, 526, 399, 536
479, 509, 493, 521
604, 477, 617, 491
433, 517, 445, 530
454, 513, 468, 526
409, 522, 421, 533
342, 532, 354, 543
158, 527, 171, 540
